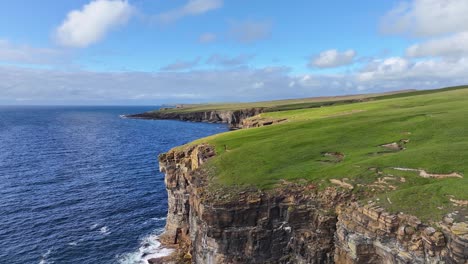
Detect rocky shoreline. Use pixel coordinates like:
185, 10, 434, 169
125, 108, 264, 130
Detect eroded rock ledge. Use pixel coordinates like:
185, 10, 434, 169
156, 144, 467, 264
126, 108, 264, 130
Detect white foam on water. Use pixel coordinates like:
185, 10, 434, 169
90, 223, 99, 230
100, 226, 111, 235
39, 249, 51, 264
118, 229, 173, 264
151, 217, 166, 222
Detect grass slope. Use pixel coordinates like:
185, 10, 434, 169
152, 89, 418, 113
192, 86, 468, 222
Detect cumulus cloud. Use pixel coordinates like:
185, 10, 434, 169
0, 39, 67, 65
157, 0, 223, 24
310, 49, 356, 68
357, 56, 468, 88
160, 58, 200, 71
198, 32, 217, 43
407, 31, 468, 57
382, 0, 468, 37
229, 20, 272, 43
55, 0, 134, 48
206, 54, 254, 67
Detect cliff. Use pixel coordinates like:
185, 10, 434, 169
155, 145, 467, 264
147, 87, 468, 263
126, 108, 264, 130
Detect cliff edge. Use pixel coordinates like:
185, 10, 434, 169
149, 86, 468, 263
155, 145, 467, 264
126, 108, 264, 130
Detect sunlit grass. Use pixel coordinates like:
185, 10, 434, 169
191, 86, 468, 221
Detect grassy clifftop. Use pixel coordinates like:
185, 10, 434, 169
151, 89, 420, 113
188, 86, 468, 222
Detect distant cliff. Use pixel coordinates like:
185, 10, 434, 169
154, 144, 467, 264
126, 108, 264, 130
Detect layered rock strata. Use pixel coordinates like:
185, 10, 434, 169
157, 144, 468, 264
127, 108, 264, 130
335, 203, 467, 263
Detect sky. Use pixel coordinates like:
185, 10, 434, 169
1, 0, 468, 105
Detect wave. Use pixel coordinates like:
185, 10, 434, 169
117, 229, 173, 264
151, 217, 166, 222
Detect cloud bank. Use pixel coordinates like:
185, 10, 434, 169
2, 58, 467, 105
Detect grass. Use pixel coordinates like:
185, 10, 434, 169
187, 86, 468, 222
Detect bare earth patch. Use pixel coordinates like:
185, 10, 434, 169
330, 179, 354, 190
391, 167, 463, 179
367, 176, 398, 191
380, 139, 410, 151
450, 198, 468, 206
321, 152, 345, 163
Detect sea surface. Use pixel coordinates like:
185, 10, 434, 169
0, 106, 227, 264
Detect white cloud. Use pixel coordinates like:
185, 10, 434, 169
55, 0, 134, 48
157, 0, 222, 24
229, 20, 272, 43
199, 32, 217, 43
382, 0, 468, 37
0, 39, 67, 65
311, 49, 356, 68
358, 57, 410, 82
357, 56, 468, 86
407, 31, 468, 57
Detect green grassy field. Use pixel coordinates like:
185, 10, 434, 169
189, 86, 468, 222
152, 89, 418, 113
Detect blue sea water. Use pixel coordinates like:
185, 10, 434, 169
0, 106, 227, 264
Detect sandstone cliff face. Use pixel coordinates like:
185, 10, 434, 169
158, 145, 468, 264
335, 203, 467, 264
127, 108, 264, 130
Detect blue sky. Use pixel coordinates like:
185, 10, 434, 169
1, 0, 468, 105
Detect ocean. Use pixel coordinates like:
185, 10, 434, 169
0, 106, 227, 264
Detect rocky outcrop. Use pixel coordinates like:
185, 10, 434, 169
335, 203, 467, 263
126, 108, 264, 130
241, 116, 288, 129
157, 145, 468, 263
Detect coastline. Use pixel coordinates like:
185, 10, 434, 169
124, 107, 264, 130
133, 87, 468, 263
